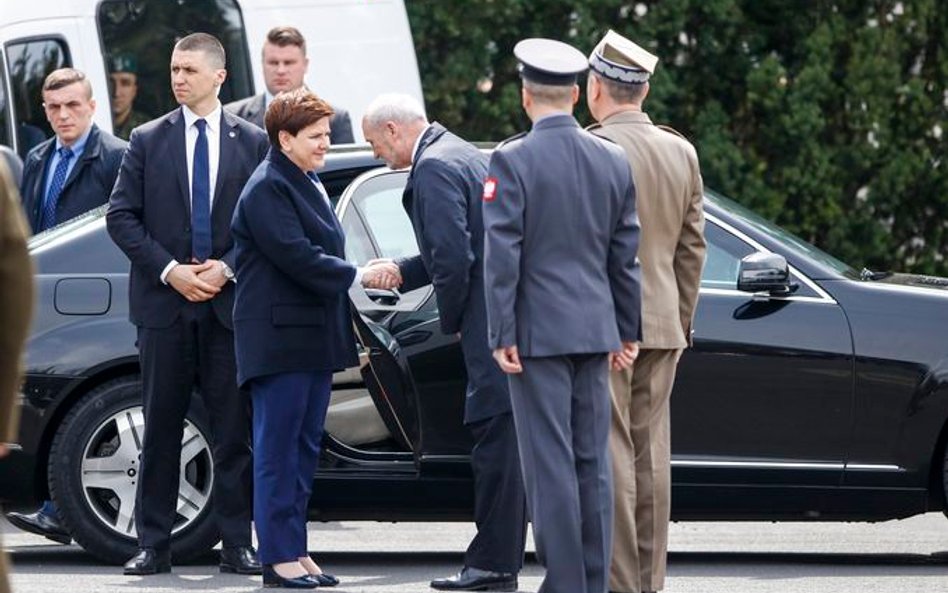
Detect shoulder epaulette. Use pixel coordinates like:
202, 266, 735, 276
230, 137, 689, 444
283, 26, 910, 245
495, 131, 527, 149
656, 124, 689, 140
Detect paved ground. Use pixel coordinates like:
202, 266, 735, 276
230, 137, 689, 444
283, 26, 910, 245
4, 513, 948, 592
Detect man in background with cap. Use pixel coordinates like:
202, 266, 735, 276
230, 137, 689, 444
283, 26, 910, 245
110, 53, 151, 140
361, 93, 527, 592
483, 37, 642, 593
586, 30, 706, 593
226, 26, 354, 144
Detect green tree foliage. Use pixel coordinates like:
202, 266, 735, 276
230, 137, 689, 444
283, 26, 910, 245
406, 0, 948, 274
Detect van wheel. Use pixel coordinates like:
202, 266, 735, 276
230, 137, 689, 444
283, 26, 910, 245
48, 376, 219, 564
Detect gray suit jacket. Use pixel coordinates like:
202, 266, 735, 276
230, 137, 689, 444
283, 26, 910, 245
224, 93, 355, 145
395, 123, 510, 423
484, 113, 642, 357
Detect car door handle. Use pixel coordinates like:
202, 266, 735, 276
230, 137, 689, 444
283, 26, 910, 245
365, 288, 400, 306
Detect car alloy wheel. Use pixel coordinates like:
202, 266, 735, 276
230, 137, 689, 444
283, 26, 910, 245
48, 376, 220, 564
79, 406, 213, 538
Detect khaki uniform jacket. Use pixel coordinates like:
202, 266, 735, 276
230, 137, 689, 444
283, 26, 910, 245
590, 111, 705, 349
0, 159, 32, 444
1, 156, 33, 593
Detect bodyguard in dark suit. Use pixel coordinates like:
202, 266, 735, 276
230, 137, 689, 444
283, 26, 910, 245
107, 33, 269, 576
233, 89, 354, 589
19, 68, 127, 233
362, 94, 526, 592
225, 26, 354, 144
5, 68, 126, 547
484, 39, 642, 593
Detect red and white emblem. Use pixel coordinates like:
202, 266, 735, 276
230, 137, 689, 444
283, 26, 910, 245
483, 177, 498, 202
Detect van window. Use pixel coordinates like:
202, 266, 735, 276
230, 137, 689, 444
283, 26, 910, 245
5, 37, 70, 158
97, 0, 254, 139
0, 60, 12, 149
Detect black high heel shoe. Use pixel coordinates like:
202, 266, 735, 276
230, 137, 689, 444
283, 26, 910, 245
262, 565, 319, 589
308, 572, 339, 587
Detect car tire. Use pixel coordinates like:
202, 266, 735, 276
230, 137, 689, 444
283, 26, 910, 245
48, 376, 219, 564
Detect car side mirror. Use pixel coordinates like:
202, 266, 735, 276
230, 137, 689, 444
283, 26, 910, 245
737, 252, 796, 296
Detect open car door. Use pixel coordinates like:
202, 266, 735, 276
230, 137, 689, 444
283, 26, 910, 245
338, 169, 474, 467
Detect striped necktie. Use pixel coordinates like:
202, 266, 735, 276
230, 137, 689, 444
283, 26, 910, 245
40, 146, 74, 231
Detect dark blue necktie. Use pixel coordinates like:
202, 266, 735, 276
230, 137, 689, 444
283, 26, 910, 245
191, 118, 211, 262
40, 146, 74, 231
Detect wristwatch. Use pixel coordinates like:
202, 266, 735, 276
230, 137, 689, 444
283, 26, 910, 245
220, 261, 235, 281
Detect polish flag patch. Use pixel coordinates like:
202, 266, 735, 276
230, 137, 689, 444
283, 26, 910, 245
483, 177, 498, 202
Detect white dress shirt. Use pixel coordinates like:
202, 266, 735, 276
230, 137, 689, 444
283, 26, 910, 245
411, 123, 432, 165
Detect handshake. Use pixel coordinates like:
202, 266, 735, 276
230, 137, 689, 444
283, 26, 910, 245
361, 258, 403, 290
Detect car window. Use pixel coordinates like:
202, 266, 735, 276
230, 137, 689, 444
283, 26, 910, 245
358, 187, 420, 260
702, 222, 754, 289
5, 37, 70, 159
341, 208, 377, 266
0, 58, 12, 149
703, 220, 821, 298
706, 190, 857, 278
97, 0, 253, 138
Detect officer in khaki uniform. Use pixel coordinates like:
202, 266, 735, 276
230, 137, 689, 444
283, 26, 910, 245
0, 157, 35, 593
585, 30, 706, 593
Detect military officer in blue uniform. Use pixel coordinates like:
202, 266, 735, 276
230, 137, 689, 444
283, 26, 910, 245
483, 38, 643, 593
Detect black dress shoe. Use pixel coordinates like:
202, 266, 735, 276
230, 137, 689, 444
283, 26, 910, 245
308, 571, 340, 586
430, 566, 518, 592
5, 509, 72, 545
123, 548, 171, 575
220, 545, 263, 575
262, 565, 318, 589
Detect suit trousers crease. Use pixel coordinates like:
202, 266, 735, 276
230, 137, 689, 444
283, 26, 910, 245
135, 302, 252, 552
252, 371, 332, 565
509, 354, 612, 593
464, 412, 528, 573
608, 348, 680, 593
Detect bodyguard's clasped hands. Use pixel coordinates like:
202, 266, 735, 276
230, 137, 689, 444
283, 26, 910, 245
167, 259, 227, 302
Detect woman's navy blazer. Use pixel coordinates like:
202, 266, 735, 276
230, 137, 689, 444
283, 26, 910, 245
231, 148, 359, 386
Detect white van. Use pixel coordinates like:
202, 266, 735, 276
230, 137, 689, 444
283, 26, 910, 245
0, 0, 423, 158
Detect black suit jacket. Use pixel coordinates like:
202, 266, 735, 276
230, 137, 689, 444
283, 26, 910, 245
20, 125, 127, 233
231, 148, 358, 386
224, 93, 355, 145
106, 107, 269, 329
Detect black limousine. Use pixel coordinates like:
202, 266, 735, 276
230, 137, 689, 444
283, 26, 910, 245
3, 148, 948, 563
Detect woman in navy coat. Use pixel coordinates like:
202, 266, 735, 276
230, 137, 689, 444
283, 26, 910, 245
232, 89, 357, 589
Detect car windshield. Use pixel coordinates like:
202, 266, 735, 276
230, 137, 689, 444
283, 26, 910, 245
706, 190, 858, 278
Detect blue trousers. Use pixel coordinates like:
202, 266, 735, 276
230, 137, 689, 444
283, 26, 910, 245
251, 371, 332, 565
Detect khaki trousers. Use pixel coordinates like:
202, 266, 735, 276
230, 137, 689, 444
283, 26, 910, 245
1, 543, 10, 593
609, 348, 681, 593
